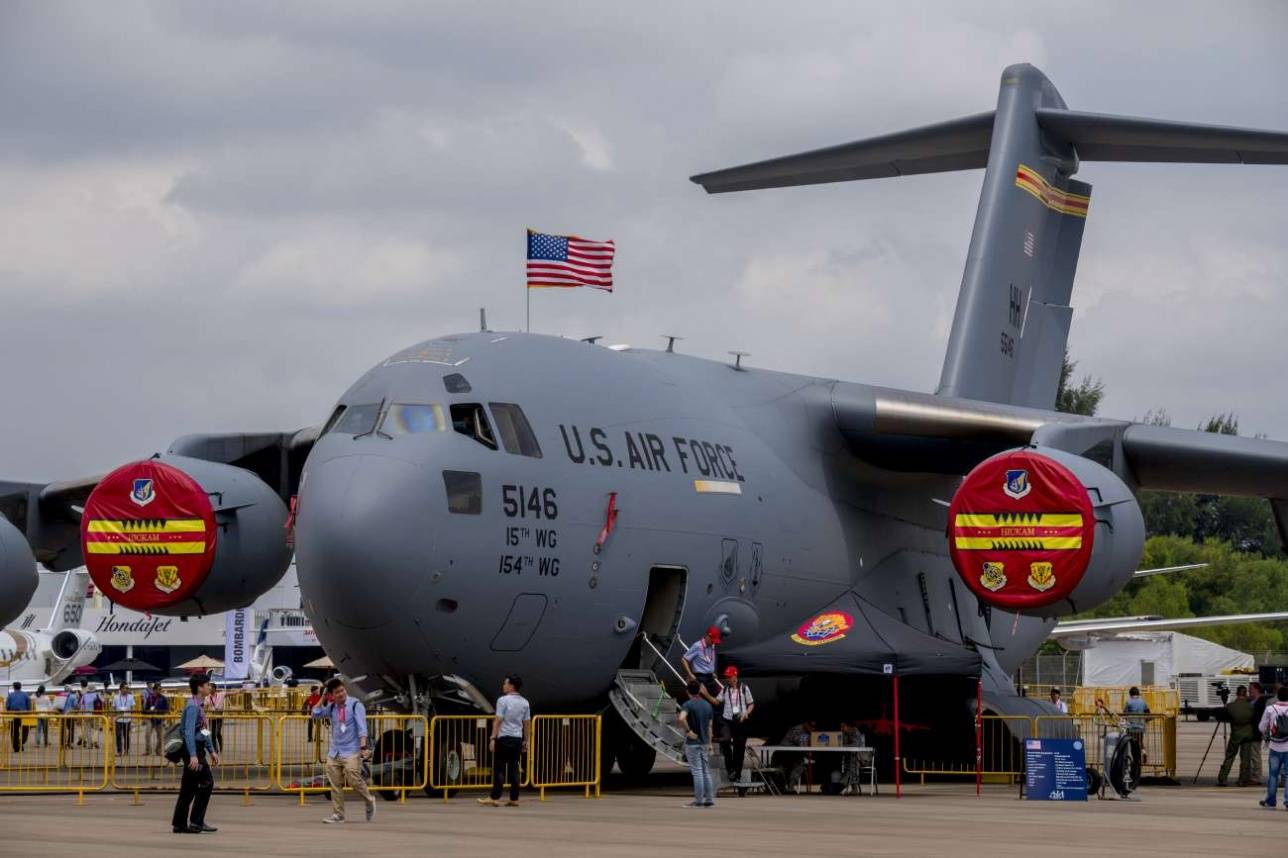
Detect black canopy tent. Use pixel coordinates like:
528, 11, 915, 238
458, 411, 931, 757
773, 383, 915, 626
720, 590, 983, 797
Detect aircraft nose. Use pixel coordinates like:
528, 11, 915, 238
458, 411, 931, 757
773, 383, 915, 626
294, 453, 437, 629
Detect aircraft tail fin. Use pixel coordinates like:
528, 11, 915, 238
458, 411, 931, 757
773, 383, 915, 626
691, 63, 1288, 409
45, 568, 87, 633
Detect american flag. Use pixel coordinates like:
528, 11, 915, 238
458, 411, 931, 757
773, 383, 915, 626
526, 230, 615, 292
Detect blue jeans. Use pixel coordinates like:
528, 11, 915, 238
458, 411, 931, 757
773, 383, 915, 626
1266, 749, 1287, 806
685, 744, 715, 805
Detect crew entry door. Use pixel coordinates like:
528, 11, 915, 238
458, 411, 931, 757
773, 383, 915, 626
629, 566, 687, 676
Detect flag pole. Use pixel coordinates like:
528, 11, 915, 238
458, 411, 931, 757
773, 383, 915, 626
526, 285, 530, 333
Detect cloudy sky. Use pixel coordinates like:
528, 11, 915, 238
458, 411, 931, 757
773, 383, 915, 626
2, 1, 1286, 480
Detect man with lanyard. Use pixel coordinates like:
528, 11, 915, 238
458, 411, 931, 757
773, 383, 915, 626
172, 674, 219, 834
59, 683, 80, 747
143, 682, 169, 756
6, 682, 31, 752
77, 679, 101, 748
1049, 687, 1069, 714
715, 666, 754, 787
478, 674, 531, 807
312, 677, 375, 824
682, 626, 723, 705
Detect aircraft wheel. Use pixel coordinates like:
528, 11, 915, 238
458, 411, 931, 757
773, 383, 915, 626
614, 734, 656, 781
1085, 766, 1103, 796
371, 728, 416, 801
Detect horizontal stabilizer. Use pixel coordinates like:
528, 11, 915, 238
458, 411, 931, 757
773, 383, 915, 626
1035, 109, 1288, 165
690, 112, 994, 193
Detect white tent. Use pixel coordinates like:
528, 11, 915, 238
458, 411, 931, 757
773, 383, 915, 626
1082, 631, 1253, 687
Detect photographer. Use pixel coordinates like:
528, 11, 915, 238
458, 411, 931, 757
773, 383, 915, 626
311, 677, 375, 824
1216, 685, 1255, 787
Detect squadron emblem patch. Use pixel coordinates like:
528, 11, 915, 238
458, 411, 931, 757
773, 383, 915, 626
980, 561, 1007, 592
791, 611, 854, 647
1027, 562, 1056, 592
130, 478, 156, 507
1003, 469, 1031, 500
110, 566, 135, 594
154, 566, 182, 595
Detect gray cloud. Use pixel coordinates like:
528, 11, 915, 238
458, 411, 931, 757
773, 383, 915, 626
1, 0, 1287, 480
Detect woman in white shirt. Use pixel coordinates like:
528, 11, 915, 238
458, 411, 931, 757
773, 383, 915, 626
33, 686, 54, 747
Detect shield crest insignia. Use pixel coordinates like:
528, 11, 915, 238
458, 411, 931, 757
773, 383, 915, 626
110, 566, 134, 594
1027, 562, 1056, 592
1003, 469, 1031, 500
154, 566, 182, 594
980, 561, 1007, 592
130, 478, 155, 507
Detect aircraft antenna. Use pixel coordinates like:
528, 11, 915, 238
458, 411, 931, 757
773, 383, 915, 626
662, 335, 682, 353
728, 351, 750, 370
479, 308, 489, 332
581, 336, 603, 344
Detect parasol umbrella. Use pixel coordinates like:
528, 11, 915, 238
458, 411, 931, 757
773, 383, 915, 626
302, 655, 334, 669
99, 657, 160, 673
177, 654, 225, 672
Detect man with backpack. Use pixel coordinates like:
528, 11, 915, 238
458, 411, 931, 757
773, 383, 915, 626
1258, 684, 1288, 809
311, 677, 375, 824
171, 674, 219, 834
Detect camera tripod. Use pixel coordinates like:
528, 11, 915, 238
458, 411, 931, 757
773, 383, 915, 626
1192, 691, 1230, 785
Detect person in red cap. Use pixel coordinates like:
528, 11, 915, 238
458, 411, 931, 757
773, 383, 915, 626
715, 665, 755, 788
682, 626, 723, 704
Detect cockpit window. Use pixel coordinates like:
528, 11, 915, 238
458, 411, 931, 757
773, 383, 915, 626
489, 403, 542, 458
321, 405, 347, 436
443, 373, 471, 394
329, 403, 381, 436
442, 470, 482, 515
382, 403, 446, 436
449, 403, 497, 450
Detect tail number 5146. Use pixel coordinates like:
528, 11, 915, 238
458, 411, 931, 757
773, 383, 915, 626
501, 485, 558, 520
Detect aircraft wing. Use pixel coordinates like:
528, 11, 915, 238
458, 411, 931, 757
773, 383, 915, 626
828, 382, 1288, 547
0, 426, 319, 571
1051, 611, 1288, 638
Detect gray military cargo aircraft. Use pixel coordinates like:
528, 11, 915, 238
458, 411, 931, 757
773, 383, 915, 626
4, 64, 1288, 779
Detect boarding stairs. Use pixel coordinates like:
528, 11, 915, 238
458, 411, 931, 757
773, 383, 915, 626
609, 668, 689, 765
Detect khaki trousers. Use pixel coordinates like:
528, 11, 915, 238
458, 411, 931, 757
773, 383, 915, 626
325, 753, 373, 818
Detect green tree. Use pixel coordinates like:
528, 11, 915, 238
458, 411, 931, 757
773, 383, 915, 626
1055, 350, 1104, 416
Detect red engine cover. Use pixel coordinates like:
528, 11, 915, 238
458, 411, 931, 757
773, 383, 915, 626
80, 460, 217, 611
947, 450, 1095, 611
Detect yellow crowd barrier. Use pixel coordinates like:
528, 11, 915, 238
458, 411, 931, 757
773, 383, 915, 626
277, 714, 428, 802
2, 709, 597, 802
0, 715, 110, 799
110, 713, 278, 800
1034, 713, 1176, 779
427, 714, 520, 797
530, 715, 601, 800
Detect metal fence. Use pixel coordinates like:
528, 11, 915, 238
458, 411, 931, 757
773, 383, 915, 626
530, 715, 601, 799
0, 715, 110, 798
0, 710, 603, 801
903, 713, 1177, 784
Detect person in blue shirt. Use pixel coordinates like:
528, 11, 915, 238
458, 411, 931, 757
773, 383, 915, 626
59, 683, 81, 747
143, 682, 170, 756
677, 680, 716, 808
311, 677, 374, 824
1123, 686, 1150, 736
682, 626, 723, 705
6, 681, 31, 752
171, 674, 219, 835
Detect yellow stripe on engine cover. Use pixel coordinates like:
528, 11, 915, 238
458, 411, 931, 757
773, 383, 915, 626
953, 536, 1083, 550
86, 519, 207, 534
84, 542, 207, 555
953, 513, 1083, 528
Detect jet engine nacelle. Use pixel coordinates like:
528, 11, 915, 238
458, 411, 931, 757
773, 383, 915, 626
271, 665, 294, 683
948, 447, 1145, 618
51, 628, 95, 661
79, 456, 291, 616
0, 515, 38, 627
